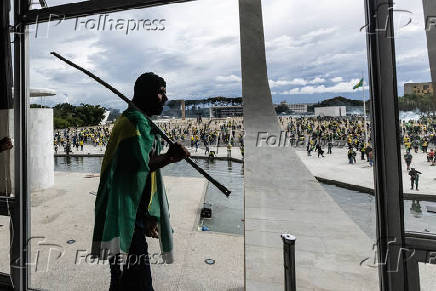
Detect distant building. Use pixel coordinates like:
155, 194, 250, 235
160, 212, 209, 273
288, 103, 308, 113
275, 101, 308, 113
346, 106, 365, 116
314, 106, 346, 117
209, 106, 243, 118
404, 82, 434, 96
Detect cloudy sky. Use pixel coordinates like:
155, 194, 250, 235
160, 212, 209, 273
27, 0, 431, 109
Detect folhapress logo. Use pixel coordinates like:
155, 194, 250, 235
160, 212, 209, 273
256, 131, 292, 147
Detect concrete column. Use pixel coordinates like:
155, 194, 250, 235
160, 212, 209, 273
239, 0, 278, 133
0, 108, 54, 193
29, 108, 54, 191
239, 1, 284, 289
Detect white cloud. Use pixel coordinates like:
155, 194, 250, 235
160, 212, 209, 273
216, 74, 242, 82
279, 79, 369, 95
269, 78, 309, 87
289, 78, 308, 86
269, 79, 293, 88
309, 77, 325, 84
396, 48, 427, 63
265, 27, 337, 50
265, 35, 293, 49
331, 77, 344, 83
297, 27, 338, 45
268, 80, 284, 87
269, 77, 325, 88
28, 0, 430, 107
30, 0, 242, 107
288, 88, 301, 94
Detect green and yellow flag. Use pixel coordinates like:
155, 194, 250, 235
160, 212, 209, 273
353, 78, 364, 90
91, 106, 174, 263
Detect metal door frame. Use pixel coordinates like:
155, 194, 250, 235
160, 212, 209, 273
365, 0, 436, 290
8, 1, 197, 290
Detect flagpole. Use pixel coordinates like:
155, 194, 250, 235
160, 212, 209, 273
362, 72, 368, 144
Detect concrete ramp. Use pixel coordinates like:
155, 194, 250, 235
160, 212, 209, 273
244, 146, 378, 290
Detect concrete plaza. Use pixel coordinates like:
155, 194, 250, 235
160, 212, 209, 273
0, 172, 243, 290
296, 147, 436, 196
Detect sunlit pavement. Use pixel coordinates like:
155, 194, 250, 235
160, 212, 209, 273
0, 172, 243, 290
296, 147, 436, 196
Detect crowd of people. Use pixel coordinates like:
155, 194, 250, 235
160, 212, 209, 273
54, 126, 111, 154
400, 117, 436, 190
156, 117, 244, 153
278, 115, 436, 191
53, 117, 245, 157
51, 113, 436, 192
279, 116, 374, 165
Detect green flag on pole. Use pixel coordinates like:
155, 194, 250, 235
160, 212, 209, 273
353, 78, 364, 90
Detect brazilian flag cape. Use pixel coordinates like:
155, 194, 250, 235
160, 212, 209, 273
91, 106, 174, 263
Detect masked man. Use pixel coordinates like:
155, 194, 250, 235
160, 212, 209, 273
91, 73, 190, 291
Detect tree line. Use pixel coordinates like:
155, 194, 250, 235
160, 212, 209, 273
31, 103, 107, 129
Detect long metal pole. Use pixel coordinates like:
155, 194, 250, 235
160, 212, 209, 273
362, 72, 368, 143
50, 52, 231, 197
